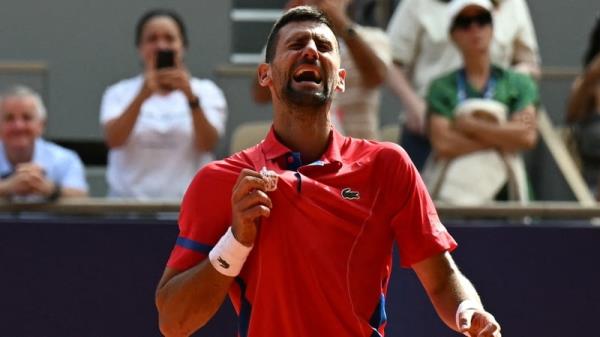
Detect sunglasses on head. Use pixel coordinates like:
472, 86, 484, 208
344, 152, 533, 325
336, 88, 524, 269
452, 12, 493, 30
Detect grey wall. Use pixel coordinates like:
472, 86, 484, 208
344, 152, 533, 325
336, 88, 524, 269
0, 0, 598, 199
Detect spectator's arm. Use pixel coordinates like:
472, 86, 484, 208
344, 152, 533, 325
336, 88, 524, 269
154, 64, 222, 152
512, 61, 541, 80
596, 180, 600, 202
454, 105, 538, 153
511, 0, 541, 79
338, 27, 389, 88
189, 101, 220, 152
455, 72, 539, 153
385, 0, 426, 133
566, 55, 600, 123
388, 62, 427, 134
3, 163, 87, 199
317, 0, 388, 89
429, 114, 490, 159
189, 80, 227, 153
103, 84, 152, 148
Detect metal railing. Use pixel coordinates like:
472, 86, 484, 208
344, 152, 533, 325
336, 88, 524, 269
0, 198, 599, 220
215, 64, 581, 78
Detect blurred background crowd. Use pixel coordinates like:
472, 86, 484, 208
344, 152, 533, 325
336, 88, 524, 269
0, 0, 599, 205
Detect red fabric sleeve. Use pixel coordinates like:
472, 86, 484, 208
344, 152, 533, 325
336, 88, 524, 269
166, 163, 237, 271
383, 145, 458, 267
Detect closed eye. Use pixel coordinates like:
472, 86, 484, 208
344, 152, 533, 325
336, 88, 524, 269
289, 42, 304, 50
316, 40, 333, 52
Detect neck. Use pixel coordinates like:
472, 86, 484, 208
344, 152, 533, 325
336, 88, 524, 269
464, 52, 491, 90
272, 101, 332, 164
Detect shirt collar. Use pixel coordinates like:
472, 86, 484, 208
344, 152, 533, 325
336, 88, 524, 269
261, 126, 344, 164
0, 138, 43, 175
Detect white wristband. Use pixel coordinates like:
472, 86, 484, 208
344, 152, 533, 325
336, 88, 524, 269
455, 299, 480, 336
209, 227, 253, 277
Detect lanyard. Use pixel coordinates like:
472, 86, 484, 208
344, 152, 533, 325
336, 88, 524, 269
457, 68, 496, 103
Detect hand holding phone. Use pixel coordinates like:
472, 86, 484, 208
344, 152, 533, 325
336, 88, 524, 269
156, 49, 175, 69
151, 49, 193, 95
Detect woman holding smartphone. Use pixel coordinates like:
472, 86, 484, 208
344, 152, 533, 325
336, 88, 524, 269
100, 9, 227, 199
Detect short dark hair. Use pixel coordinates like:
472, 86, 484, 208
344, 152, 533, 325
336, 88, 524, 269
584, 14, 600, 67
135, 9, 189, 48
264, 6, 337, 63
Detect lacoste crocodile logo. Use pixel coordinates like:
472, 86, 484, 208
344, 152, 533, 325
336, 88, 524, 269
341, 188, 360, 200
217, 256, 230, 269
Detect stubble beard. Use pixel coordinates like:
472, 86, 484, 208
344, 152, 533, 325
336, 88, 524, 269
283, 79, 332, 109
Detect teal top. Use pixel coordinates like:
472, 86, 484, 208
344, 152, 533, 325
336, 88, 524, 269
426, 65, 538, 119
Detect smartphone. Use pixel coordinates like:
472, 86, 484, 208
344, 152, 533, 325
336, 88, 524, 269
156, 50, 175, 69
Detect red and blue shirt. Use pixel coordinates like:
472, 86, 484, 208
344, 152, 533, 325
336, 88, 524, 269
167, 128, 457, 337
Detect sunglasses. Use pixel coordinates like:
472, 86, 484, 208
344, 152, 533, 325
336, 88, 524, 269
452, 12, 493, 30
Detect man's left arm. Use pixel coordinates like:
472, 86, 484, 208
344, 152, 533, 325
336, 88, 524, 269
317, 0, 390, 89
412, 252, 501, 337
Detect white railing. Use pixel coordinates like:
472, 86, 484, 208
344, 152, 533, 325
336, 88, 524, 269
0, 198, 598, 219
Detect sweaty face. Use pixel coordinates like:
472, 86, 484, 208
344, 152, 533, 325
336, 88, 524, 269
270, 21, 343, 109
0, 96, 44, 153
138, 16, 185, 68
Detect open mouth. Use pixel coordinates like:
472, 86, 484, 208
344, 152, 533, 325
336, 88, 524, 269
292, 67, 322, 84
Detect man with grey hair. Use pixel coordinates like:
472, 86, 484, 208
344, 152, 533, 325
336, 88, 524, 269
0, 85, 88, 200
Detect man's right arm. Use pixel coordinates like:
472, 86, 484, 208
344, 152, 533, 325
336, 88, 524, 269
156, 169, 272, 337
155, 262, 236, 337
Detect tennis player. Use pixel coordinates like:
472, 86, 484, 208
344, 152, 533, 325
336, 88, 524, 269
156, 6, 501, 337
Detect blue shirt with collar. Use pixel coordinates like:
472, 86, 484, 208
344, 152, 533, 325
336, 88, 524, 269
0, 138, 88, 192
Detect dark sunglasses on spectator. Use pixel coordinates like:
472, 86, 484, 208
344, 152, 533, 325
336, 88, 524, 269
452, 12, 493, 30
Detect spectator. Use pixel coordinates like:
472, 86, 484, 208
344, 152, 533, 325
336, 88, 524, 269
566, 14, 600, 199
424, 0, 538, 204
0, 86, 88, 201
100, 9, 227, 199
387, 0, 540, 170
253, 0, 391, 140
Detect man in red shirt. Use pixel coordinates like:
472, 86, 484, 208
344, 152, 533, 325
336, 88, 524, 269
156, 6, 501, 337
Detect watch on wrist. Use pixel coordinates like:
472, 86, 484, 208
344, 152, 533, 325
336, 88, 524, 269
188, 95, 200, 110
48, 183, 62, 202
